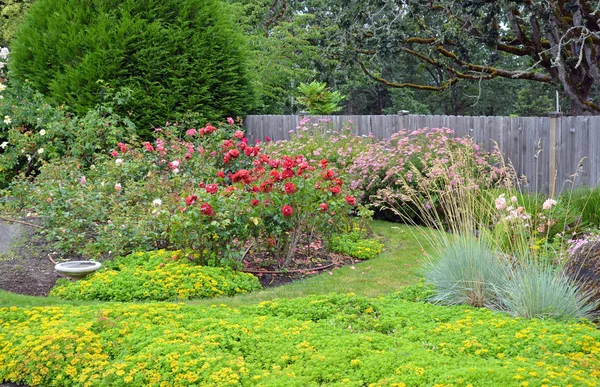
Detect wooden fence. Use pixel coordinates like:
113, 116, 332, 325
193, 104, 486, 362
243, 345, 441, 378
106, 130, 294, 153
243, 113, 600, 195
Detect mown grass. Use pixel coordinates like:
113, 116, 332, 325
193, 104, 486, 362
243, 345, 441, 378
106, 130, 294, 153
0, 221, 430, 308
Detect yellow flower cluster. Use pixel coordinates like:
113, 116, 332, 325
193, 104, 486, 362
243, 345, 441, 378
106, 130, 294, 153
50, 250, 261, 301
1, 294, 600, 386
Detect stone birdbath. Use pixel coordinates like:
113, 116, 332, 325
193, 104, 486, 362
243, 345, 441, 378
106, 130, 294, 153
54, 261, 102, 281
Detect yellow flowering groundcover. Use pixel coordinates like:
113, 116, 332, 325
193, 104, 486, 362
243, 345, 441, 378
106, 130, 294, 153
1, 293, 600, 386
50, 250, 261, 301
330, 228, 384, 260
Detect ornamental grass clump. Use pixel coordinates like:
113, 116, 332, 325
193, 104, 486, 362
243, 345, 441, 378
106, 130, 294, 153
498, 261, 597, 320
425, 236, 507, 308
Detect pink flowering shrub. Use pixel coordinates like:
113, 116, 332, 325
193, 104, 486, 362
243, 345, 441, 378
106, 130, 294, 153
266, 118, 373, 175
349, 127, 509, 215
29, 120, 356, 267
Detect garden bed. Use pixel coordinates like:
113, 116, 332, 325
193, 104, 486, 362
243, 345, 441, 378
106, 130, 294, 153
0, 219, 367, 297
2, 293, 600, 386
0, 217, 85, 297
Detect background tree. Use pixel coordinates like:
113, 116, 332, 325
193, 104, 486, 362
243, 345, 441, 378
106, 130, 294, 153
319, 0, 599, 115
9, 0, 255, 136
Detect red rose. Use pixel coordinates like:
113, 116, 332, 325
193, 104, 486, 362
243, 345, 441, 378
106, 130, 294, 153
251, 199, 260, 206
282, 157, 295, 169
330, 186, 341, 195
345, 196, 356, 206
117, 142, 127, 153
111, 150, 119, 157
205, 124, 216, 133
318, 159, 328, 168
260, 180, 273, 193
228, 149, 240, 158
322, 170, 335, 180
283, 182, 297, 194
142, 142, 154, 152
217, 171, 226, 178
269, 170, 281, 181
200, 203, 214, 216
319, 203, 328, 212
199, 182, 206, 188
234, 130, 244, 139
185, 195, 198, 206
281, 168, 295, 179
205, 184, 218, 194
281, 204, 293, 217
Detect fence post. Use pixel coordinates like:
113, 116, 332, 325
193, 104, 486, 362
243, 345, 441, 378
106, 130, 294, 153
397, 110, 409, 130
548, 112, 562, 197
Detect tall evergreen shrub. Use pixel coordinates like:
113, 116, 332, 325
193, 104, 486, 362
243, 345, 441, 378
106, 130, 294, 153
8, 0, 254, 136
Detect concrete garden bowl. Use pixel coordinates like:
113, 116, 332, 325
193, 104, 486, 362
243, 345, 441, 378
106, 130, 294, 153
54, 261, 102, 280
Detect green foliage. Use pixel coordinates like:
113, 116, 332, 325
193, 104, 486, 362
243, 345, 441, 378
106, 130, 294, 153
562, 186, 600, 229
0, 0, 33, 46
512, 82, 556, 117
3, 294, 600, 386
0, 80, 137, 187
499, 261, 597, 320
49, 250, 261, 301
383, 88, 431, 115
330, 228, 384, 260
390, 281, 436, 303
296, 81, 345, 114
9, 0, 255, 137
425, 237, 507, 308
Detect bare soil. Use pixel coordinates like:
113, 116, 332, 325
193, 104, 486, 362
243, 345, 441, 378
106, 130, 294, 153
0, 217, 73, 296
0, 217, 361, 296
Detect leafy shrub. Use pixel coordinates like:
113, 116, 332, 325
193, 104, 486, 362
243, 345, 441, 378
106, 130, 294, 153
28, 121, 357, 266
0, 81, 137, 187
2, 294, 600, 386
0, 1, 33, 46
498, 261, 597, 320
296, 81, 345, 114
50, 250, 261, 301
9, 0, 254, 136
425, 237, 507, 308
348, 127, 508, 211
330, 228, 384, 260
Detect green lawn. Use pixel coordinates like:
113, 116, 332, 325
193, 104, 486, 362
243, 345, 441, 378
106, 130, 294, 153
0, 221, 429, 308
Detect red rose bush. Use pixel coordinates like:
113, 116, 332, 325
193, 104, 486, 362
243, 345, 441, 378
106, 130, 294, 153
30, 120, 357, 267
